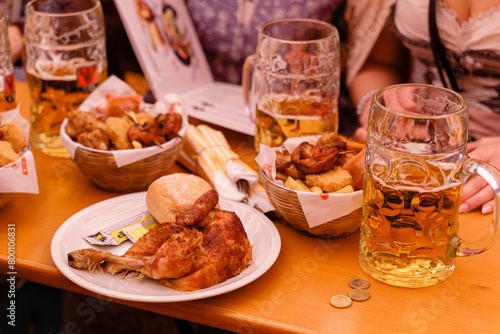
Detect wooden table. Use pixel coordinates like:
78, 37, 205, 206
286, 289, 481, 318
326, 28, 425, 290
1, 82, 500, 334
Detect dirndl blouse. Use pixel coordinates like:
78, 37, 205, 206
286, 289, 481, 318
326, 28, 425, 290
394, 0, 500, 138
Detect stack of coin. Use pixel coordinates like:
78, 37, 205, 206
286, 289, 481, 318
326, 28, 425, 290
329, 277, 371, 309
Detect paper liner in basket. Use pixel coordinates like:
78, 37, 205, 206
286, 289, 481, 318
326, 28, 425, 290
177, 124, 274, 212
0, 105, 39, 194
59, 75, 189, 167
255, 136, 363, 228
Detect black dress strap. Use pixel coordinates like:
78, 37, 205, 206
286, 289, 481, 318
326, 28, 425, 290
428, 0, 459, 91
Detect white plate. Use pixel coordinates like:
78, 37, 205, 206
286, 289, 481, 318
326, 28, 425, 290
51, 192, 281, 302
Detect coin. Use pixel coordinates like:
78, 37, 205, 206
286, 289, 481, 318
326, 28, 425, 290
329, 295, 352, 308
347, 288, 370, 301
348, 277, 370, 289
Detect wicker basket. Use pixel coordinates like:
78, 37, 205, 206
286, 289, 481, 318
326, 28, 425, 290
260, 169, 362, 238
0, 193, 13, 210
72, 140, 184, 192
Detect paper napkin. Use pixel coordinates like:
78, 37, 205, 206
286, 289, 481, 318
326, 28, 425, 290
178, 124, 274, 212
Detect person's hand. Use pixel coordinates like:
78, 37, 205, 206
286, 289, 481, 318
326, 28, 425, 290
459, 136, 500, 215
354, 126, 367, 143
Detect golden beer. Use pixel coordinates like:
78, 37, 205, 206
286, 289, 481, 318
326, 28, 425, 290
0, 12, 16, 112
243, 19, 340, 153
26, 64, 107, 157
254, 96, 338, 152
360, 152, 463, 287
24, 0, 107, 157
361, 83, 500, 288
0, 88, 16, 112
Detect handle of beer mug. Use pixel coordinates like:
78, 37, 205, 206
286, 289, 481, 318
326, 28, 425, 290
457, 158, 500, 257
242, 54, 255, 122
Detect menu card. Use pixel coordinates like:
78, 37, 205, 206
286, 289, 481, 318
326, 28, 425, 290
113, 0, 254, 136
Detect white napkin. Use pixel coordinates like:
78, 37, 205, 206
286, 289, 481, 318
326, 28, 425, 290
179, 124, 274, 212
0, 105, 39, 194
255, 136, 363, 228
78, 75, 138, 114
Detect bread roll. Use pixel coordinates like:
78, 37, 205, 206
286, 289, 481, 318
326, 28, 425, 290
146, 173, 215, 223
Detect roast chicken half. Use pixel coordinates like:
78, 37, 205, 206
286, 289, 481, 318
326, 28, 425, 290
68, 190, 253, 291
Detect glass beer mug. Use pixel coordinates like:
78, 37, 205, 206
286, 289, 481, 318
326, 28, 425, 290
24, 0, 108, 157
242, 18, 340, 153
0, 12, 16, 112
360, 84, 500, 288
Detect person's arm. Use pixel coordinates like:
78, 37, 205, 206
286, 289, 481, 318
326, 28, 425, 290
349, 22, 408, 130
8, 24, 23, 64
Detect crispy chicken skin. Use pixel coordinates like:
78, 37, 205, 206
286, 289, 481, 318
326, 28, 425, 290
162, 209, 252, 291
68, 190, 252, 291
76, 128, 110, 150
127, 112, 183, 147
66, 110, 106, 139
291, 141, 347, 174
99, 222, 187, 275
142, 224, 204, 280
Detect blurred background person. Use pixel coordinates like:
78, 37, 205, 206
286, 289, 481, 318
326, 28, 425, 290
187, 0, 358, 135
188, 0, 345, 84
345, 0, 500, 214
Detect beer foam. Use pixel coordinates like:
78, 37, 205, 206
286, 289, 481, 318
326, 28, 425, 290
372, 170, 460, 193
257, 93, 326, 120
27, 57, 97, 81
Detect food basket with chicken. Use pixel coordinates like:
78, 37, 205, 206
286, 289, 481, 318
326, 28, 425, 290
60, 77, 188, 192
256, 133, 365, 238
0, 109, 39, 209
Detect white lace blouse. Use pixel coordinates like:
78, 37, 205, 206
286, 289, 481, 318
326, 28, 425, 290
394, 0, 500, 138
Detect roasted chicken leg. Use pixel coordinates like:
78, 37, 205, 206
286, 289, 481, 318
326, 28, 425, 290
68, 190, 252, 291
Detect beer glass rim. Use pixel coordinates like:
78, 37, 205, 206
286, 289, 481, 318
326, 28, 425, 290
25, 0, 101, 17
259, 18, 338, 43
373, 83, 468, 119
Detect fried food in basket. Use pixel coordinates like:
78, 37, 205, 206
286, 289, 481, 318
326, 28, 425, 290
292, 141, 347, 174
275, 134, 365, 193
128, 112, 182, 147
67, 189, 252, 292
0, 122, 27, 167
105, 116, 134, 150
76, 128, 110, 150
104, 95, 143, 117
304, 167, 353, 193
0, 141, 19, 166
135, 112, 155, 125
0, 122, 26, 153
66, 110, 106, 140
66, 97, 183, 151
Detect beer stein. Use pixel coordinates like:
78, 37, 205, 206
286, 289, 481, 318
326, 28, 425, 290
0, 12, 16, 112
360, 84, 500, 288
24, 0, 108, 157
242, 18, 340, 152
